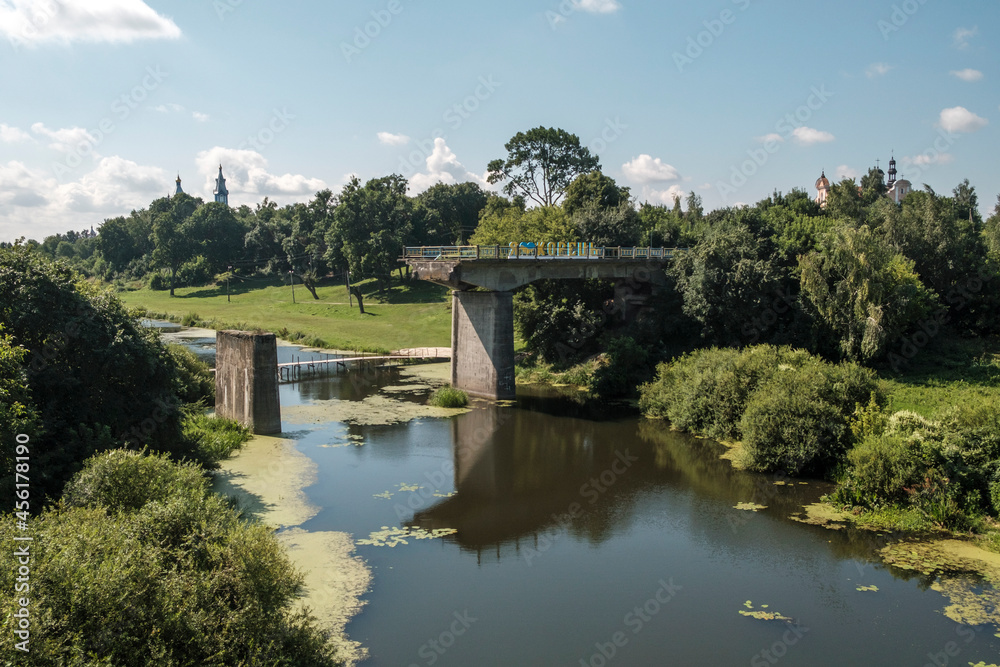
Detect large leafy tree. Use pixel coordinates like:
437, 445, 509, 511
185, 202, 247, 275
799, 225, 938, 362
487, 127, 600, 207
150, 193, 200, 296
326, 175, 412, 291
282, 190, 334, 299
562, 171, 631, 216
0, 244, 198, 500
470, 204, 577, 247
413, 182, 489, 245
669, 223, 787, 346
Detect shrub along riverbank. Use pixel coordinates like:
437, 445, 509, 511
0, 245, 347, 664
639, 343, 1000, 548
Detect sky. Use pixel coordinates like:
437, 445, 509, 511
0, 0, 998, 241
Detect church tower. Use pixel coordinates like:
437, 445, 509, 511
175, 174, 184, 195
214, 165, 229, 205
815, 171, 831, 209
887, 155, 897, 187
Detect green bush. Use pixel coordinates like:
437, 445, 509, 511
181, 311, 201, 327
166, 343, 215, 405
831, 433, 923, 507
429, 386, 469, 408
0, 450, 342, 666
590, 336, 651, 398
176, 254, 213, 287
183, 410, 252, 464
148, 271, 170, 291
739, 365, 848, 475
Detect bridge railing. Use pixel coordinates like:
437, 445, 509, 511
402, 245, 685, 260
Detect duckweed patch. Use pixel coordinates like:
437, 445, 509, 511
356, 526, 459, 548
734, 502, 767, 512
738, 601, 792, 622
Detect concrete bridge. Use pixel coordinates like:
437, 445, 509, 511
404, 245, 683, 400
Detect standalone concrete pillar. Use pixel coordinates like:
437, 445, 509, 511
215, 330, 281, 435
451, 291, 516, 400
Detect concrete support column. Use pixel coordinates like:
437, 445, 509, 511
451, 291, 516, 400
215, 330, 281, 435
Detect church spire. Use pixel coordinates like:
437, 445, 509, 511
214, 164, 229, 206
887, 153, 897, 187
175, 174, 184, 195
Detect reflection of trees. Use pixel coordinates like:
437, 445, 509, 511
412, 404, 899, 571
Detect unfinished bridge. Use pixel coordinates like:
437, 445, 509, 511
403, 245, 684, 401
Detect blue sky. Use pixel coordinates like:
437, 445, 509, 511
1, 0, 997, 241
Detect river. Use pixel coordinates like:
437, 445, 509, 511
167, 326, 1000, 666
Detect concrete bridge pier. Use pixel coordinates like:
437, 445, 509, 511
215, 330, 282, 435
451, 291, 516, 400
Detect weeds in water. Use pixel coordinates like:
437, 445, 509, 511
429, 387, 468, 408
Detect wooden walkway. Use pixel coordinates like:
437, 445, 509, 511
276, 348, 450, 383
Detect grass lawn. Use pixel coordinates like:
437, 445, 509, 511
879, 334, 1000, 418
118, 275, 452, 353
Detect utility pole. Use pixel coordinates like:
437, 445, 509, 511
346, 270, 353, 308
227, 265, 231, 303
289, 270, 296, 304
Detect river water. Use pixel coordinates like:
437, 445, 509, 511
168, 328, 1000, 666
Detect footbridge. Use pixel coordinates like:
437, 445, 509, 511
403, 245, 684, 400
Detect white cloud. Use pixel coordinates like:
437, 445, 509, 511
31, 122, 99, 156
836, 165, 859, 180
151, 103, 184, 114
938, 106, 989, 133
621, 154, 680, 184
407, 138, 486, 193
194, 147, 327, 204
575, 0, 622, 13
756, 133, 785, 144
909, 153, 954, 167
0, 0, 181, 47
0, 124, 31, 143
192, 111, 209, 122
641, 185, 685, 206
791, 127, 835, 146
866, 62, 893, 78
950, 68, 983, 82
377, 132, 410, 146
0, 156, 172, 240
953, 26, 978, 50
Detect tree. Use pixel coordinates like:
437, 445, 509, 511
799, 225, 938, 362
985, 195, 1000, 262
186, 202, 247, 275
824, 178, 864, 223
150, 193, 200, 296
952, 178, 982, 229
685, 192, 704, 221
562, 171, 631, 216
573, 201, 642, 247
414, 182, 489, 245
326, 175, 412, 292
860, 167, 888, 207
669, 224, 786, 346
0, 245, 202, 500
282, 190, 334, 300
487, 127, 600, 207
470, 205, 577, 247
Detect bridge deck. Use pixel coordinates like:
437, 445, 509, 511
403, 245, 683, 261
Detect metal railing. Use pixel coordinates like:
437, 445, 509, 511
402, 245, 685, 261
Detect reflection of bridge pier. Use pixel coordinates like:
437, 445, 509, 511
405, 245, 680, 400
